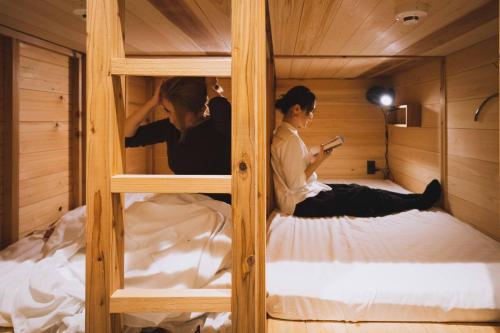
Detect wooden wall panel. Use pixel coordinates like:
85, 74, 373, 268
388, 59, 442, 193
445, 36, 499, 239
276, 79, 386, 180
18, 42, 71, 236
125, 76, 152, 174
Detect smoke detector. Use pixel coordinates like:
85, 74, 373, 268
395, 1, 429, 26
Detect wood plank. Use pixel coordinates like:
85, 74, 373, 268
231, 0, 267, 332
70, 55, 84, 208
19, 149, 69, 181
110, 288, 231, 313
19, 41, 70, 67
86, 0, 125, 331
447, 65, 498, 102
447, 129, 498, 163
111, 174, 231, 193
2, 37, 19, 248
447, 98, 498, 130
19, 191, 69, 237
19, 89, 70, 122
388, 126, 440, 153
397, 0, 498, 56
448, 193, 500, 241
19, 171, 70, 207
445, 36, 498, 76
19, 122, 70, 154
110, 57, 231, 77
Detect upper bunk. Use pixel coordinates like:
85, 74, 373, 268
0, 0, 497, 77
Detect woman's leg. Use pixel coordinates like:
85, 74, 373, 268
294, 180, 441, 218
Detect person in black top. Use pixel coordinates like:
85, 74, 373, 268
125, 77, 231, 203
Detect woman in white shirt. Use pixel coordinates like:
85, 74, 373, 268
271, 86, 441, 217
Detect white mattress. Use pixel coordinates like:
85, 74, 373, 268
266, 179, 500, 322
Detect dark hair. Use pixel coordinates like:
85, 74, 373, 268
160, 77, 208, 139
275, 85, 316, 115
160, 77, 207, 113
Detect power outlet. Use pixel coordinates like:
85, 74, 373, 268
367, 160, 376, 174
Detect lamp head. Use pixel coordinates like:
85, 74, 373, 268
366, 86, 395, 108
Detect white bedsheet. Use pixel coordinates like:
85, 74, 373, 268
0, 193, 232, 333
266, 179, 500, 322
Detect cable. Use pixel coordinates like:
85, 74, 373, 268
381, 108, 394, 181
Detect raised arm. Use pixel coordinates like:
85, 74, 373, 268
125, 80, 162, 138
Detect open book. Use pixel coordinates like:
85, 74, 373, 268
323, 135, 344, 150
312, 136, 344, 156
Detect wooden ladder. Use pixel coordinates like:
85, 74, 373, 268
85, 0, 267, 332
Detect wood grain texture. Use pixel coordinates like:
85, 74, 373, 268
388, 59, 442, 193
85, 0, 125, 331
276, 79, 387, 180
231, 0, 267, 332
268, 319, 500, 333
445, 36, 499, 239
110, 57, 231, 77
111, 174, 231, 193
110, 288, 231, 313
17, 41, 72, 239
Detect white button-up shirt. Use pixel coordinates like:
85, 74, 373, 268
271, 121, 331, 215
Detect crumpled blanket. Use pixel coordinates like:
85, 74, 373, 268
0, 193, 232, 333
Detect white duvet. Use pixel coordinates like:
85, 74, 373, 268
0, 193, 232, 333
267, 179, 500, 322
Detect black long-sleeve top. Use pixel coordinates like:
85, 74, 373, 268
125, 97, 231, 176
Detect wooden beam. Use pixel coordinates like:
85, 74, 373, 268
110, 288, 231, 313
85, 0, 125, 331
110, 57, 231, 77
231, 0, 267, 332
111, 174, 232, 193
2, 37, 19, 249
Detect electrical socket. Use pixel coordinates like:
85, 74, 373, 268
367, 160, 376, 174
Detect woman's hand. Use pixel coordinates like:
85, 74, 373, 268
125, 79, 165, 138
305, 144, 333, 180
146, 79, 165, 108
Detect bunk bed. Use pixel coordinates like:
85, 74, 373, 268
0, 0, 499, 333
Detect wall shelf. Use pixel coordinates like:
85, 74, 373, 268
388, 103, 421, 127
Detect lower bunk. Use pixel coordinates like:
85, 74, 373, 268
1, 179, 499, 332
0, 193, 233, 333
266, 179, 500, 332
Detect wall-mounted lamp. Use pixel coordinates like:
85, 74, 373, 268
366, 86, 396, 108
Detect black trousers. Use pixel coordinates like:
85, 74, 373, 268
294, 183, 423, 218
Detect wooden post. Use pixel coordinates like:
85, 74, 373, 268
85, 0, 125, 331
439, 58, 448, 210
2, 36, 19, 249
231, 0, 267, 332
70, 55, 84, 208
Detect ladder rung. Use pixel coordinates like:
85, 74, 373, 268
111, 174, 231, 193
110, 57, 231, 77
110, 288, 231, 313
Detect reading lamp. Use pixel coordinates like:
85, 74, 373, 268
366, 86, 395, 108
365, 86, 396, 180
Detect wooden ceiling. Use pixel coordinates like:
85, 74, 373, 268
0, 0, 497, 78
